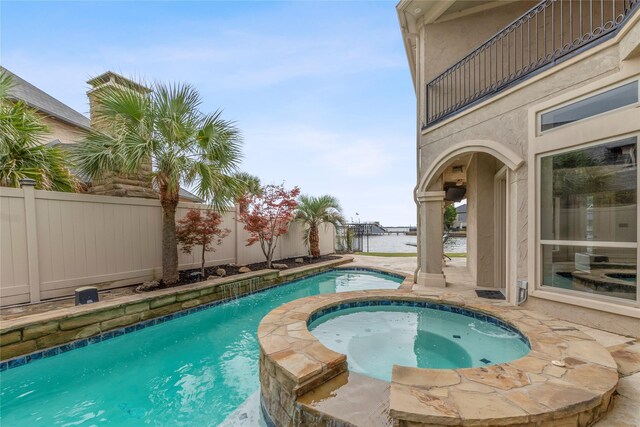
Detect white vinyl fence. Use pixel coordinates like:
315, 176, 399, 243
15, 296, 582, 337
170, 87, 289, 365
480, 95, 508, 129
0, 186, 335, 306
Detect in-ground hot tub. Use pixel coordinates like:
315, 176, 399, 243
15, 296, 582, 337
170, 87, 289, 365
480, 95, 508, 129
258, 289, 619, 427
308, 302, 530, 381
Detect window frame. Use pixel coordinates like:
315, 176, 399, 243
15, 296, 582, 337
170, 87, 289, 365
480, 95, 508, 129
535, 134, 640, 307
537, 79, 640, 135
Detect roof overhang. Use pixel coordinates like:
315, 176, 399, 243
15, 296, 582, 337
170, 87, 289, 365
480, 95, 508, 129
396, 1, 460, 90
396, 1, 518, 88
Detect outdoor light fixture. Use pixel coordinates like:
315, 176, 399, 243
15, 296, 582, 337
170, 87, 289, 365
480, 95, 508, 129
445, 186, 466, 202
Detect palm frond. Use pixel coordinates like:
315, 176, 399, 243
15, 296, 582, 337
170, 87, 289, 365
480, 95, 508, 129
295, 194, 345, 226
0, 72, 77, 191
0, 70, 15, 102
154, 82, 201, 145
234, 172, 262, 196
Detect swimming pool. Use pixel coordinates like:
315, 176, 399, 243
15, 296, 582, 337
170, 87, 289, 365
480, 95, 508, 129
0, 269, 402, 426
308, 304, 530, 382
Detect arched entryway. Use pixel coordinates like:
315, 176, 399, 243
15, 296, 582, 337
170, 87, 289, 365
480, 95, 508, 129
415, 141, 524, 295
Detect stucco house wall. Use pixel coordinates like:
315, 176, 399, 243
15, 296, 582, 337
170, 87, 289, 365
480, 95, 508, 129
422, 41, 623, 276
403, 1, 640, 336
423, 1, 537, 82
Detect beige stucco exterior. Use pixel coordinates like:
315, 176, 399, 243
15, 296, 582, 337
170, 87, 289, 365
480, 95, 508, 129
399, 0, 640, 336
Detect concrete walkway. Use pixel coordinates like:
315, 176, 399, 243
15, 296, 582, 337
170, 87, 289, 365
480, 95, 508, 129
350, 254, 418, 276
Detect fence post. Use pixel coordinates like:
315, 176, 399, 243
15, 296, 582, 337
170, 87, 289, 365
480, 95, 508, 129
235, 204, 242, 265
20, 179, 41, 303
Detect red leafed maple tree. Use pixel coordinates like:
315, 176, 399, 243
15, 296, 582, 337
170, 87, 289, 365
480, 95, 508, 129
176, 209, 231, 277
238, 184, 300, 268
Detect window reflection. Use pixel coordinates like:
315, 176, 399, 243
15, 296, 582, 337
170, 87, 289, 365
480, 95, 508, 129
542, 245, 637, 301
540, 137, 637, 301
541, 81, 638, 131
541, 138, 637, 242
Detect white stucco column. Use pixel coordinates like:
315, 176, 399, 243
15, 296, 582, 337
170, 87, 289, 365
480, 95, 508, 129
417, 191, 446, 287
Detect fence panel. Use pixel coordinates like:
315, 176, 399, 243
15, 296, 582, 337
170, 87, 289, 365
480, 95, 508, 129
0, 188, 335, 306
318, 223, 337, 255
175, 205, 237, 272
33, 191, 162, 300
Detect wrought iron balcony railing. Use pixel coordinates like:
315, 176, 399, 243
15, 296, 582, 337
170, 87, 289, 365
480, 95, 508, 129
425, 0, 640, 128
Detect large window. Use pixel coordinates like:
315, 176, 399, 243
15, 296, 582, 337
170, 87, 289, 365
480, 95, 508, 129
540, 137, 637, 301
540, 81, 638, 132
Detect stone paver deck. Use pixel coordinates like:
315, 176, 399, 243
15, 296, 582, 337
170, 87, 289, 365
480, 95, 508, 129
258, 289, 619, 426
297, 371, 392, 427
348, 256, 640, 427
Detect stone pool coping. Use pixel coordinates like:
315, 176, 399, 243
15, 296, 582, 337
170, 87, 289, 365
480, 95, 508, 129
0, 256, 354, 363
258, 289, 619, 426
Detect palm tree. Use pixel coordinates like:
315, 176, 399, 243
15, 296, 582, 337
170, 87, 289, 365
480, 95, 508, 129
0, 71, 77, 191
73, 79, 242, 285
234, 172, 262, 197
296, 194, 344, 258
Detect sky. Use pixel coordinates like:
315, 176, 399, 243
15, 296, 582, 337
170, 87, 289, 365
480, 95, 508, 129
1, 1, 417, 226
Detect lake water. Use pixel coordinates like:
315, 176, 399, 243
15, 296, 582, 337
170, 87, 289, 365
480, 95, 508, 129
362, 234, 466, 253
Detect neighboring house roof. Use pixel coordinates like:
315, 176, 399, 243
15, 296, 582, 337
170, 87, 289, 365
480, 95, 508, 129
6, 68, 204, 203
456, 204, 467, 214
1, 66, 91, 131
179, 188, 205, 203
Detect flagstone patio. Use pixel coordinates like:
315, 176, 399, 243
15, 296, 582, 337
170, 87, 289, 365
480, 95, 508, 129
258, 286, 627, 426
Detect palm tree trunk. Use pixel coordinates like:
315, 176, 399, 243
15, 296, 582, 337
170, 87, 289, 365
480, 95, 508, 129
309, 223, 320, 258
160, 186, 180, 285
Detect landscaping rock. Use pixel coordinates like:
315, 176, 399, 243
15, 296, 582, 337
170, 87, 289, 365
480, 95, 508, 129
135, 280, 160, 293
272, 263, 289, 270
294, 258, 304, 264
216, 268, 226, 277
239, 267, 252, 273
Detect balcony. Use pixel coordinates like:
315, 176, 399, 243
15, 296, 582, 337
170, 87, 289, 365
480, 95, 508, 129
425, 0, 640, 128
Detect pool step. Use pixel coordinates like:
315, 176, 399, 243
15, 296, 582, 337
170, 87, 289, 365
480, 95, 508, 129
297, 371, 394, 427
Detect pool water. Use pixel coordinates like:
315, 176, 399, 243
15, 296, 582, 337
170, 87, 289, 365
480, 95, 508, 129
0, 270, 402, 426
309, 305, 530, 382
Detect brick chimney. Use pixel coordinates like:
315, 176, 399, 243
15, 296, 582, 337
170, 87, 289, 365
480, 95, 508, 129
86, 72, 157, 199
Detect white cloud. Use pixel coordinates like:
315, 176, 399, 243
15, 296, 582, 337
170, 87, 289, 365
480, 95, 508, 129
243, 124, 397, 178
1, 2, 417, 225
319, 140, 391, 178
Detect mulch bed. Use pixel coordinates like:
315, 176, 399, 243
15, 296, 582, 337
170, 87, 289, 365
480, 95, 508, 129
173, 255, 342, 287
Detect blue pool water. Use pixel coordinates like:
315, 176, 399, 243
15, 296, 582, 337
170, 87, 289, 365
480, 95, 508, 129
309, 305, 530, 382
0, 270, 402, 426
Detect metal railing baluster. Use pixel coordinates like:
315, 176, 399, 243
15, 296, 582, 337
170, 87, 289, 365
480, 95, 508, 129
423, 0, 639, 128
